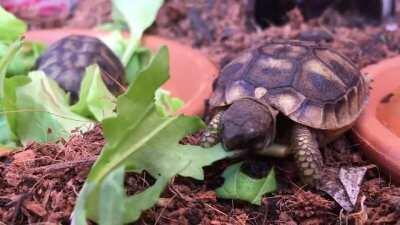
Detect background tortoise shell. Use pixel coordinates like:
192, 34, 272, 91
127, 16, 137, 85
36, 35, 125, 101
209, 40, 369, 130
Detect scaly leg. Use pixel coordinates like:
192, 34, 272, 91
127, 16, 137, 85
291, 124, 323, 186
200, 111, 223, 148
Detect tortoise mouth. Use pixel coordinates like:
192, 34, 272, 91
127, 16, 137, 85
222, 128, 268, 151
220, 98, 276, 151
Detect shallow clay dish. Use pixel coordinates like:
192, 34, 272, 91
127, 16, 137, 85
354, 56, 400, 182
25, 29, 218, 116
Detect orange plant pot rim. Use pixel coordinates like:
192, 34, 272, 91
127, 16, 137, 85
354, 56, 400, 181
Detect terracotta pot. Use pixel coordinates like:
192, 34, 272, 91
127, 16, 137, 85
354, 56, 400, 182
25, 29, 218, 116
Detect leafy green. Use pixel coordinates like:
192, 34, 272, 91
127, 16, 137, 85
13, 71, 93, 145
0, 40, 24, 147
100, 31, 127, 59
98, 166, 125, 225
122, 176, 168, 222
0, 7, 43, 77
125, 47, 151, 83
0, 6, 27, 42
112, 0, 163, 41
0, 76, 30, 147
155, 88, 184, 117
71, 64, 117, 121
101, 0, 164, 89
71, 47, 231, 224
0, 41, 46, 77
0, 1, 167, 148
100, 31, 152, 84
0, 40, 22, 98
0, 119, 16, 147
111, 0, 164, 66
215, 163, 277, 205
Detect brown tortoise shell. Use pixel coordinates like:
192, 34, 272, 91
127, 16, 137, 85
36, 35, 125, 101
209, 40, 369, 130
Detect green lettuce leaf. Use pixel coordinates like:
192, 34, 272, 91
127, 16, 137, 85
71, 64, 117, 121
155, 88, 184, 117
0, 6, 27, 42
0, 40, 23, 147
71, 47, 231, 225
100, 31, 151, 84
111, 0, 164, 66
100, 31, 127, 59
13, 71, 93, 145
0, 41, 46, 77
123, 176, 169, 222
0, 75, 30, 147
125, 47, 151, 83
112, 0, 163, 41
216, 162, 277, 205
98, 166, 125, 225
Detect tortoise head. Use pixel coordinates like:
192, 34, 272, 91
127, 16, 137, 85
221, 98, 277, 151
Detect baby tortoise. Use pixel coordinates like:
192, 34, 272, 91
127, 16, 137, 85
36, 35, 125, 101
201, 40, 369, 186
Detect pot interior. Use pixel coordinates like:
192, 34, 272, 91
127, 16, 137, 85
377, 85, 400, 137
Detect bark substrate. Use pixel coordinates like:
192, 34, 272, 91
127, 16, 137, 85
2, 0, 400, 224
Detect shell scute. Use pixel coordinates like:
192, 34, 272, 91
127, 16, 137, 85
315, 49, 359, 87
36, 35, 125, 101
246, 56, 296, 89
210, 40, 368, 129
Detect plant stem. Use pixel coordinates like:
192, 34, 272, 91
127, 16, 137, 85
121, 37, 140, 67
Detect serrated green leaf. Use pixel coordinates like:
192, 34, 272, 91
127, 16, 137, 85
0, 40, 22, 98
123, 176, 169, 223
0, 41, 46, 77
216, 163, 277, 205
112, 0, 163, 42
0, 6, 27, 42
99, 166, 125, 225
102, 46, 169, 144
155, 88, 184, 117
125, 47, 152, 83
71, 64, 117, 121
100, 31, 152, 85
14, 71, 93, 145
96, 22, 128, 33
0, 75, 30, 147
111, 0, 164, 66
72, 47, 231, 224
0, 40, 24, 147
100, 31, 128, 59
71, 182, 96, 225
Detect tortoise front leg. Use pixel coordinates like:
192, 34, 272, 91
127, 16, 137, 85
291, 124, 324, 186
200, 111, 223, 148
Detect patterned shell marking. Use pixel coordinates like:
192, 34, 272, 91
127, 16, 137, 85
36, 35, 125, 100
209, 41, 369, 130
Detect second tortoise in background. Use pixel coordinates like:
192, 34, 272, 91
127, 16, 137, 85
36, 35, 125, 102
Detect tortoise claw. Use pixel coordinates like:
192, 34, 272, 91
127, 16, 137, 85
200, 111, 223, 148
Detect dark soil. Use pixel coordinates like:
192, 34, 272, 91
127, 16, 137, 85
1, 0, 400, 224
